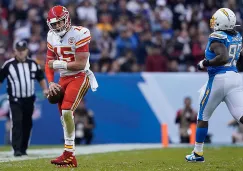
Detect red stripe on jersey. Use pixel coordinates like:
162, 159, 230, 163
47, 48, 55, 57
75, 36, 91, 46
75, 43, 89, 52
47, 42, 53, 50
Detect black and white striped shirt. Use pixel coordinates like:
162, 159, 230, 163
0, 58, 45, 99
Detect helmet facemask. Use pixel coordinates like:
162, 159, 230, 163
47, 10, 71, 37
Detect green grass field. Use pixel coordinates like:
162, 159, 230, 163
0, 146, 243, 171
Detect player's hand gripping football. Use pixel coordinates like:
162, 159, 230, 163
48, 82, 62, 96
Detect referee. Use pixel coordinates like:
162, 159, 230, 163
0, 40, 48, 157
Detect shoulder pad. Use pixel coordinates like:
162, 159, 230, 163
237, 32, 242, 39
47, 30, 54, 37
75, 26, 91, 47
209, 31, 227, 39
73, 26, 89, 34
47, 31, 54, 44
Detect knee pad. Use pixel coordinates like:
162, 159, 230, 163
62, 110, 73, 121
62, 110, 74, 136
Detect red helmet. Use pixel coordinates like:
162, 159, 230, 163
47, 5, 71, 36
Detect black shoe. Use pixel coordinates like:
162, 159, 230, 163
14, 151, 22, 157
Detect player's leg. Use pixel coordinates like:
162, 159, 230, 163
225, 90, 243, 122
186, 76, 224, 162
50, 77, 70, 166
61, 74, 89, 166
57, 78, 68, 115
51, 73, 89, 167
56, 77, 68, 145
84, 130, 93, 145
61, 74, 89, 152
21, 98, 35, 155
224, 73, 243, 124
9, 101, 23, 156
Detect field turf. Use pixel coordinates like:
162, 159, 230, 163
0, 146, 243, 171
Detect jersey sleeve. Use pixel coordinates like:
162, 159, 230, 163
35, 61, 45, 82
208, 31, 227, 44
75, 27, 91, 52
47, 42, 55, 57
0, 62, 8, 83
46, 31, 55, 58
45, 31, 55, 83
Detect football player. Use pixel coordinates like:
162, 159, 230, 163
45, 5, 98, 167
185, 8, 243, 162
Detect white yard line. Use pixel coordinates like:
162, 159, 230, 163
0, 144, 161, 163
1, 143, 242, 163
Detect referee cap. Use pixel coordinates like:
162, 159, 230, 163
14, 40, 28, 51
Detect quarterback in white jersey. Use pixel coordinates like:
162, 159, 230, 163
186, 8, 243, 162
47, 26, 91, 76
45, 5, 98, 167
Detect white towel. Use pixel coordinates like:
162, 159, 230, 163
86, 69, 98, 92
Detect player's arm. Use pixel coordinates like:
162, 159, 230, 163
67, 52, 89, 71
198, 42, 229, 69
39, 79, 49, 97
236, 50, 243, 71
0, 62, 8, 87
35, 62, 49, 97
208, 42, 229, 66
48, 50, 89, 71
45, 41, 61, 95
45, 42, 55, 84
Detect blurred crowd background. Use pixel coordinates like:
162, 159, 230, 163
0, 0, 243, 73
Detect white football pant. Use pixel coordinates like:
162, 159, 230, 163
198, 71, 243, 122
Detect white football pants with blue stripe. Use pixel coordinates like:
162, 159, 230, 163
198, 71, 243, 122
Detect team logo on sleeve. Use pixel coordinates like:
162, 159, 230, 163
68, 37, 76, 45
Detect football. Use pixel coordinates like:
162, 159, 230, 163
47, 87, 64, 104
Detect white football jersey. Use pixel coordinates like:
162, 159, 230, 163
47, 26, 91, 77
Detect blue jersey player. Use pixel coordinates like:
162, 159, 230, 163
186, 8, 243, 162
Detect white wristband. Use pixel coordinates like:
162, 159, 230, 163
53, 60, 67, 69
199, 60, 204, 69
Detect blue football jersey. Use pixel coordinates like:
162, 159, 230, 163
205, 31, 242, 76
